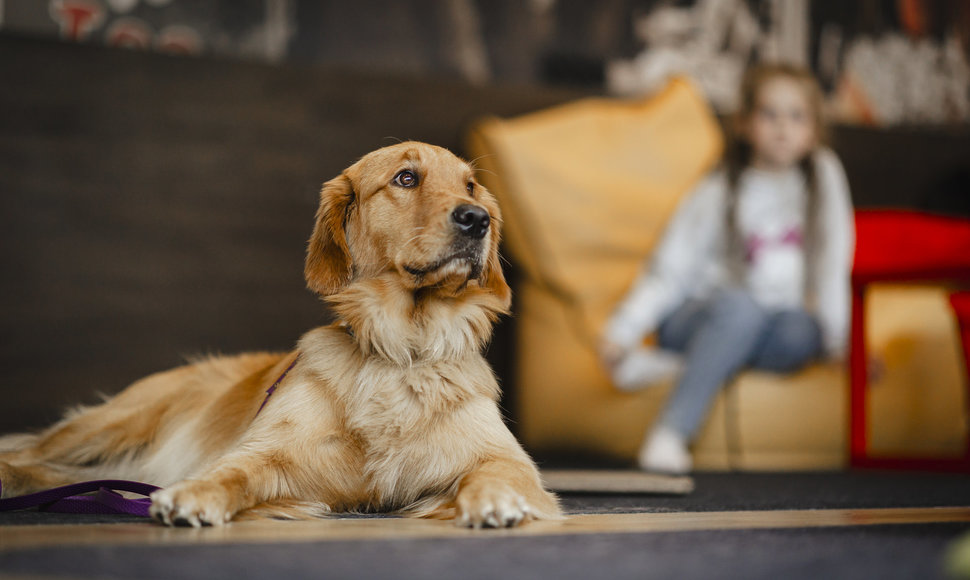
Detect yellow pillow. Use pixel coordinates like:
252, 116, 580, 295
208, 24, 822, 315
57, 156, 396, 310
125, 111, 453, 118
468, 78, 724, 340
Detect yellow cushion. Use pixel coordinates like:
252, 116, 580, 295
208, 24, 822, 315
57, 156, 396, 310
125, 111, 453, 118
468, 78, 724, 337
728, 364, 847, 470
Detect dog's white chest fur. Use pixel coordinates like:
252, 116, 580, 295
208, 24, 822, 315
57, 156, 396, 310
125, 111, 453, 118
297, 325, 510, 510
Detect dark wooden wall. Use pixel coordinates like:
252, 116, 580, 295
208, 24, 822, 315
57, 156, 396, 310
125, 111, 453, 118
0, 34, 589, 432
1, 34, 968, 435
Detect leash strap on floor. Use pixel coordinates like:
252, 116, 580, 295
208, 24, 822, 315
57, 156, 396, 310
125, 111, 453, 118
0, 479, 161, 517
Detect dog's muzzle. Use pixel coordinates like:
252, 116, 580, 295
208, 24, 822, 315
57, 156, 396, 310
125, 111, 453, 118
403, 205, 490, 281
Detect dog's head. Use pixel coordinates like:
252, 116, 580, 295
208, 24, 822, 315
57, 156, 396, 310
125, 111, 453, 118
305, 142, 510, 308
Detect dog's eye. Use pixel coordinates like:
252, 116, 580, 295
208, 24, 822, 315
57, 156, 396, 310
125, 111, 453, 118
393, 170, 419, 188
466, 182, 475, 196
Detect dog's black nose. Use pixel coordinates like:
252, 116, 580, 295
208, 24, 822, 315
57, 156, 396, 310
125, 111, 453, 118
452, 205, 490, 239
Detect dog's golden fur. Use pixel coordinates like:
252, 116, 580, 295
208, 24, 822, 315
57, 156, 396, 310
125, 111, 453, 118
0, 142, 561, 528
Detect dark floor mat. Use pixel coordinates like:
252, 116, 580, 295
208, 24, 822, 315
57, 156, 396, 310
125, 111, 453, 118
560, 470, 970, 514
1, 523, 965, 580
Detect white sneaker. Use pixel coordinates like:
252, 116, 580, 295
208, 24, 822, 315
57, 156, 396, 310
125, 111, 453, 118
638, 425, 692, 474
612, 348, 682, 392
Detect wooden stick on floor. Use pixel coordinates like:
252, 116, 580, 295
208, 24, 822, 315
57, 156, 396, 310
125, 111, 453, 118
541, 470, 695, 495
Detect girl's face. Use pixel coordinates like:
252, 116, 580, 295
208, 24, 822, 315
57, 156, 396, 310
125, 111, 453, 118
744, 77, 817, 171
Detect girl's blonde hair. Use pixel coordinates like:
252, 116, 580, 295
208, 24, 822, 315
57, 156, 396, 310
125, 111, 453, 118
723, 63, 828, 287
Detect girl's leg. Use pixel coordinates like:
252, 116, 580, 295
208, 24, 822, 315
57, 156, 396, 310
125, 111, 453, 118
656, 298, 709, 351
749, 310, 822, 372
657, 288, 771, 440
642, 289, 771, 473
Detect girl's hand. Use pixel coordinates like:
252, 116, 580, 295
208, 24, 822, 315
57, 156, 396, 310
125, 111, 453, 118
867, 355, 886, 383
599, 339, 629, 370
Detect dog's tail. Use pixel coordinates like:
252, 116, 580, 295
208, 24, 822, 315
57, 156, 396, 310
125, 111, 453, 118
0, 433, 38, 454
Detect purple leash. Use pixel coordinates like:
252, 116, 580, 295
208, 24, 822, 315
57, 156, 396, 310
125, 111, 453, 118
0, 478, 160, 517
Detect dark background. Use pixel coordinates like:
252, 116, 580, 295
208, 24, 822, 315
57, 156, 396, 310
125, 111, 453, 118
5, 1, 970, 91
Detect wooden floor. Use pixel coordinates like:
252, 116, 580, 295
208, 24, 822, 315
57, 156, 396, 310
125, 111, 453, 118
3, 506, 969, 551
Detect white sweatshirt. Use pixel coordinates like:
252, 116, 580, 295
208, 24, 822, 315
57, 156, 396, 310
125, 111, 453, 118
604, 148, 855, 360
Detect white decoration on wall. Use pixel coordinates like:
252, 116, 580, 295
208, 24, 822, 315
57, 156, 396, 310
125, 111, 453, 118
838, 33, 970, 125
105, 0, 137, 13
105, 15, 151, 48
49, 0, 106, 41
155, 24, 201, 55
943, 35, 970, 122
607, 0, 775, 112
262, 0, 292, 62
443, 0, 491, 85
235, 0, 293, 63
761, 0, 808, 67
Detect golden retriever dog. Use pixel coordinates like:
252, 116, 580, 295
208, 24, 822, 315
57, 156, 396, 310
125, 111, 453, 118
0, 141, 561, 528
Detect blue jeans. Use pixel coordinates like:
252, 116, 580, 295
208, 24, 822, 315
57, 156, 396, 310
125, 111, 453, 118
656, 288, 822, 441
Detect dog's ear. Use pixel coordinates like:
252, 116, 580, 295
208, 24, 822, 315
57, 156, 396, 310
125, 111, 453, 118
305, 174, 356, 296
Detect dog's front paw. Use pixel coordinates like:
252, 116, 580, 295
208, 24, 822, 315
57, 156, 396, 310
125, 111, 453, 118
455, 482, 533, 529
150, 480, 234, 527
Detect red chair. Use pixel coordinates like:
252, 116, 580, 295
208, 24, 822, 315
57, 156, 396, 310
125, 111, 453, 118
850, 209, 970, 471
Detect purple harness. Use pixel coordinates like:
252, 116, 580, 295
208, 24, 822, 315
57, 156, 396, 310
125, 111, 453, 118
0, 354, 300, 517
255, 353, 301, 417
